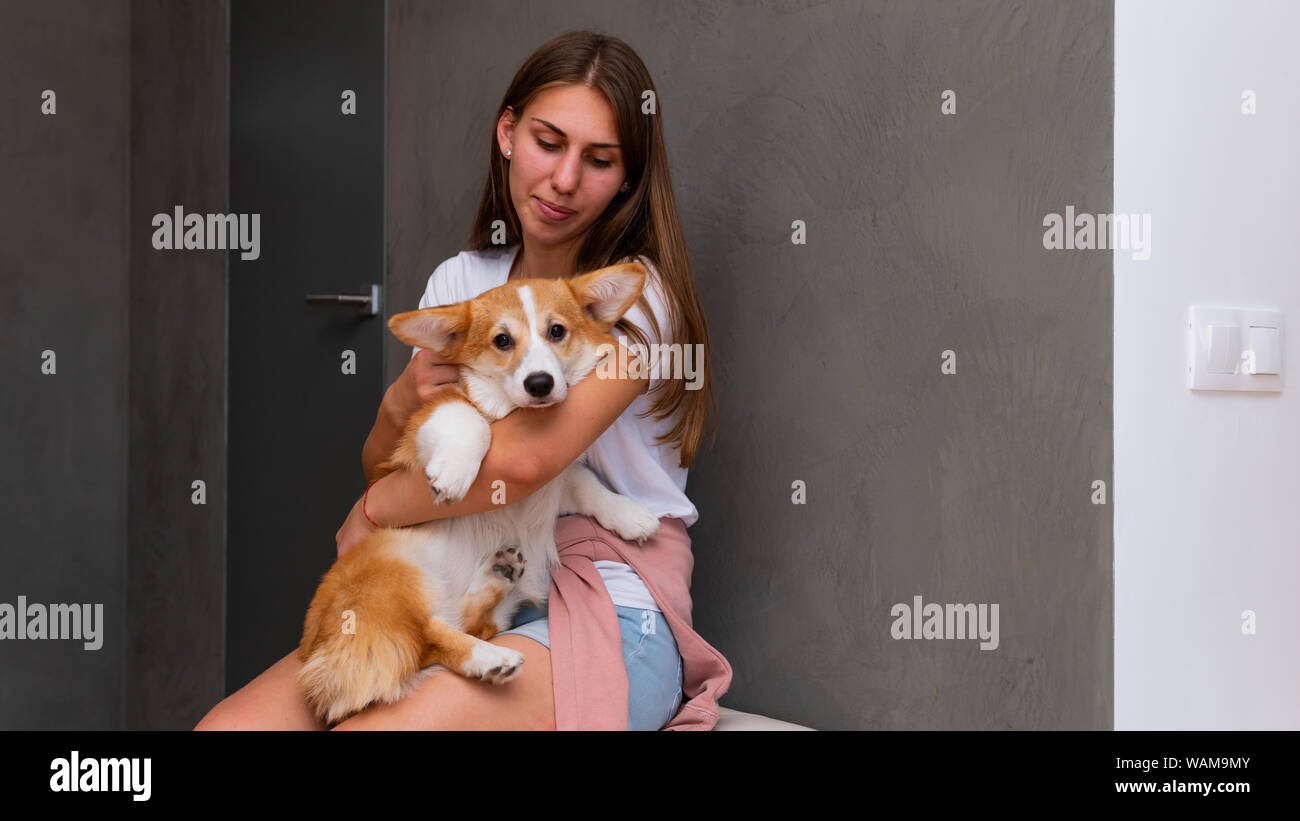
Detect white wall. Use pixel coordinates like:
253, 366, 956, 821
1116, 0, 1300, 729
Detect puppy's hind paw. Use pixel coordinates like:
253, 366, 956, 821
490, 546, 526, 584
461, 641, 525, 685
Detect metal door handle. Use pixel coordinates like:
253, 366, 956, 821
305, 284, 381, 316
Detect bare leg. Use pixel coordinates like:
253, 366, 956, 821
332, 633, 554, 731
194, 650, 328, 731
195, 555, 548, 730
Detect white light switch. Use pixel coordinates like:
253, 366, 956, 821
1247, 326, 1281, 374
1189, 306, 1284, 391
1208, 324, 1239, 373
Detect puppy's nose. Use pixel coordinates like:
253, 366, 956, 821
524, 372, 554, 398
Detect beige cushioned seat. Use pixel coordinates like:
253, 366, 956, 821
711, 706, 814, 730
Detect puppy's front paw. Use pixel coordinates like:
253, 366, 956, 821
596, 497, 661, 544
461, 641, 525, 685
424, 449, 481, 505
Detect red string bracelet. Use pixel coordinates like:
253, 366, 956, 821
362, 479, 381, 528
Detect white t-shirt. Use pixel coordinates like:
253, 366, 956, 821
408, 244, 698, 610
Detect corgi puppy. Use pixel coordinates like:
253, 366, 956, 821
296, 261, 662, 726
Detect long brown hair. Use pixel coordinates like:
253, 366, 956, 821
465, 29, 716, 469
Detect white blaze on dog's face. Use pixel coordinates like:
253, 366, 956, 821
388, 261, 646, 419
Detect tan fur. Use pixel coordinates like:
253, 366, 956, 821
297, 529, 435, 725
374, 265, 645, 475
460, 581, 508, 640
297, 528, 516, 726
420, 618, 499, 670
297, 262, 647, 726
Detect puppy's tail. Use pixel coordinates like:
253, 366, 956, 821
296, 543, 433, 726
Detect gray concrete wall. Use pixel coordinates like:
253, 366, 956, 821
0, 0, 130, 728
387, 0, 1113, 729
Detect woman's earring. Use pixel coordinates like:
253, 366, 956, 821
505, 148, 512, 158
620, 180, 630, 192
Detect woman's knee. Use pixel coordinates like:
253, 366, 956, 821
193, 696, 262, 731
193, 650, 326, 731
332, 634, 555, 730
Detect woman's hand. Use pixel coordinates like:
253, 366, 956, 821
384, 349, 462, 425
336, 491, 378, 559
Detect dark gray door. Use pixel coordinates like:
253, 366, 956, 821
228, 0, 386, 692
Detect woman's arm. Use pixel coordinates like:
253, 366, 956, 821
365, 342, 648, 527
362, 349, 462, 482
361, 397, 407, 483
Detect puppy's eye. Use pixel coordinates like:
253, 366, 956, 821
549, 323, 565, 341
494, 333, 512, 350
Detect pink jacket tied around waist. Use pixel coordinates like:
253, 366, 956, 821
546, 514, 733, 730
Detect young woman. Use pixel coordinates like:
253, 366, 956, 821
196, 30, 728, 731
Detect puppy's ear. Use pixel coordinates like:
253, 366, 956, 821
388, 302, 471, 361
568, 262, 646, 331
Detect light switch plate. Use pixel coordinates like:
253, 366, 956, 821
1207, 324, 1239, 373
1188, 306, 1284, 391
1248, 326, 1281, 374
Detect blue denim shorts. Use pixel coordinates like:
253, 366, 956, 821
498, 599, 684, 731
